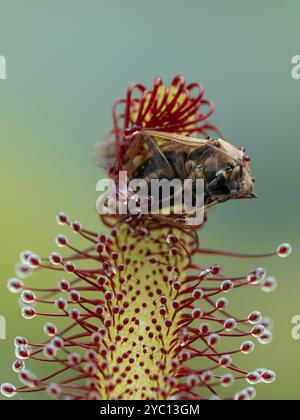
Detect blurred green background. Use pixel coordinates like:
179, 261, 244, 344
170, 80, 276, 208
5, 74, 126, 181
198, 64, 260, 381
0, 0, 299, 400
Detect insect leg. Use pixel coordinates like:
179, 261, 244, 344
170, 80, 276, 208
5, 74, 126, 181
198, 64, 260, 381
205, 192, 237, 209
208, 172, 231, 195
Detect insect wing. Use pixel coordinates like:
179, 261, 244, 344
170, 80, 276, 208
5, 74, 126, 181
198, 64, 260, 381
140, 130, 210, 148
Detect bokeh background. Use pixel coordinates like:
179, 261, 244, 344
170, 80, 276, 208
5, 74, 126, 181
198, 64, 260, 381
0, 0, 299, 400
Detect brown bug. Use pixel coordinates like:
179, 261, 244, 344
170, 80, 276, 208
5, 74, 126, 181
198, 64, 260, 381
123, 130, 256, 208
93, 130, 256, 213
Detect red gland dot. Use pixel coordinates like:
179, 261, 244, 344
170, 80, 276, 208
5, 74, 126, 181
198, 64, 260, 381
118, 264, 126, 272
91, 332, 102, 345
98, 329, 108, 340
111, 252, 119, 261
246, 372, 260, 385
258, 330, 273, 345
64, 262, 76, 273
216, 298, 228, 310
97, 276, 107, 286
199, 323, 211, 335
116, 292, 124, 301
20, 250, 33, 264
7, 278, 24, 294
44, 345, 56, 359
44, 323, 57, 337
28, 255, 41, 268
105, 291, 114, 301
103, 261, 111, 271
160, 296, 167, 305
70, 290, 80, 303
170, 359, 179, 370
56, 212, 69, 225
71, 221, 82, 233
277, 243, 292, 258
220, 374, 234, 387
172, 281, 181, 291
58, 279, 70, 292
167, 234, 179, 245
248, 311, 262, 324
104, 318, 113, 328
48, 384, 61, 397
52, 337, 64, 349
246, 388, 257, 401
16, 347, 31, 360
111, 229, 118, 238
211, 264, 221, 275
164, 319, 173, 328
14, 336, 28, 346
234, 390, 248, 401
15, 263, 32, 279
193, 289, 204, 300
86, 350, 98, 362
148, 257, 159, 265
261, 276, 277, 293
240, 341, 255, 354
169, 248, 178, 257
22, 307, 36, 320
13, 360, 25, 373
50, 253, 63, 266
192, 308, 203, 319
55, 298, 68, 312
261, 370, 276, 384
208, 334, 220, 347
1, 383, 17, 398
221, 280, 233, 292
179, 350, 190, 361
224, 318, 237, 331
96, 243, 106, 254
251, 325, 265, 338
112, 306, 120, 315
99, 234, 107, 244
171, 300, 180, 310
160, 307, 167, 316
21, 290, 36, 304
201, 371, 213, 384
219, 355, 232, 368
55, 235, 68, 248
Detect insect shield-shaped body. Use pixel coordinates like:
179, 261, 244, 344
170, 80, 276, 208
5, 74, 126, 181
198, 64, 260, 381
124, 131, 256, 208
93, 130, 256, 222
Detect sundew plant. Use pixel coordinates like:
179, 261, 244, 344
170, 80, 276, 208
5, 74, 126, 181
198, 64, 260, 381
2, 77, 291, 401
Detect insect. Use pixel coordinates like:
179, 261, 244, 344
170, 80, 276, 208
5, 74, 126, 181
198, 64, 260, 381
123, 130, 256, 208
93, 130, 256, 212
